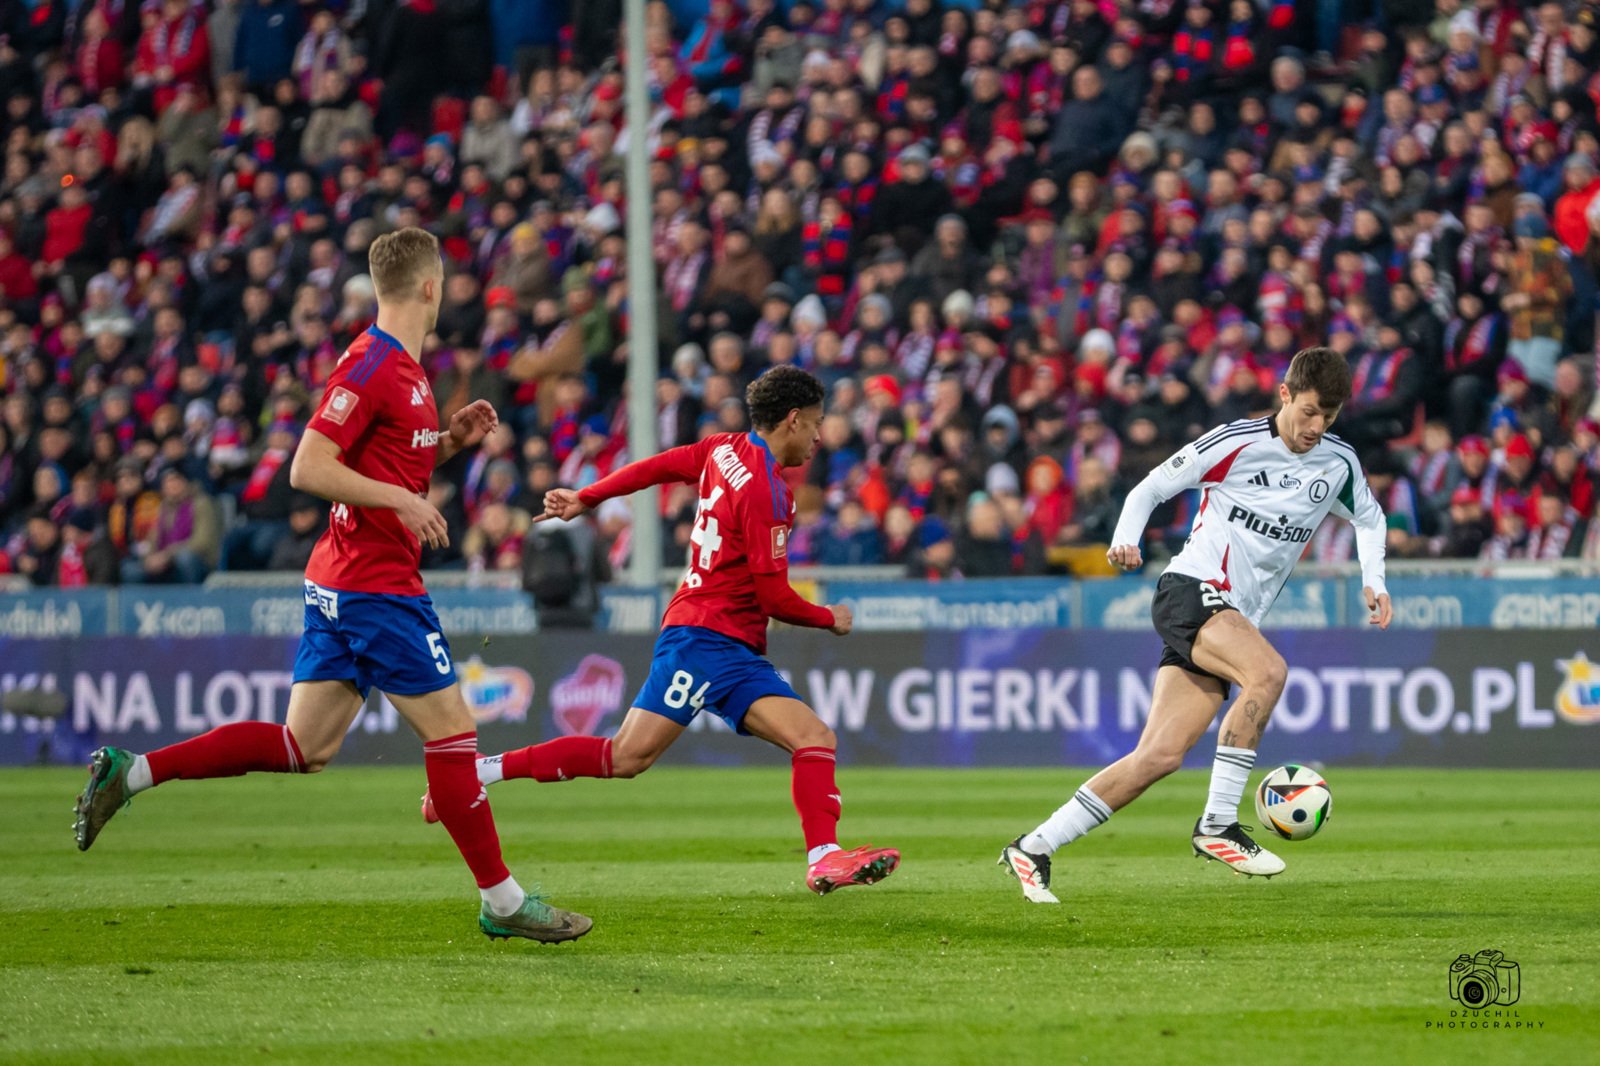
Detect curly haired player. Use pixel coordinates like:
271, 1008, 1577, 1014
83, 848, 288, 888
425, 366, 900, 895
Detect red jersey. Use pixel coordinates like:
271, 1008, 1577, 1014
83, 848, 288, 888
304, 326, 439, 596
578, 432, 830, 653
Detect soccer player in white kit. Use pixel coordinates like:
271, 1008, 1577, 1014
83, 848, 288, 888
1000, 347, 1394, 903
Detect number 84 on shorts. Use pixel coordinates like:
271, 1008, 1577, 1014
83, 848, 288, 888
633, 626, 804, 734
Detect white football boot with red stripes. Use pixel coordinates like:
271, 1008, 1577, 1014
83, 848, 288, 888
1191, 819, 1285, 877
998, 837, 1061, 903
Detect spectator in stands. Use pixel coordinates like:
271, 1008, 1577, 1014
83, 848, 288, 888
911, 515, 958, 581
1049, 66, 1129, 183
867, 144, 952, 258
1429, 484, 1493, 559
819, 500, 885, 566
232, 0, 301, 98
1525, 491, 1583, 559
957, 497, 1013, 578
8, 0, 1600, 597
220, 418, 298, 570
301, 69, 373, 168
464, 500, 529, 573
1483, 493, 1531, 560
134, 0, 212, 115
1503, 214, 1573, 391
266, 491, 325, 572
121, 464, 218, 584
1062, 456, 1120, 547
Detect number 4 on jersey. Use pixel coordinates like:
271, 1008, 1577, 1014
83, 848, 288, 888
686, 486, 725, 588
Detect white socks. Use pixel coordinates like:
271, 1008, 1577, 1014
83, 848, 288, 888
1200, 746, 1256, 834
477, 755, 504, 785
807, 844, 841, 866
481, 875, 526, 918
126, 754, 153, 794
1022, 786, 1112, 856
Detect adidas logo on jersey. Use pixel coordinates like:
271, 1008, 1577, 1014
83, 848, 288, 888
1249, 470, 1271, 488
410, 386, 427, 406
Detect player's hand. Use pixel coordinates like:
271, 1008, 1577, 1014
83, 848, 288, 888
1365, 588, 1393, 630
1106, 544, 1143, 571
447, 399, 498, 450
395, 492, 450, 548
535, 487, 589, 523
827, 604, 853, 636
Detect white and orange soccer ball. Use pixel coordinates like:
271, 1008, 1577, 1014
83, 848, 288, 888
1253, 764, 1332, 842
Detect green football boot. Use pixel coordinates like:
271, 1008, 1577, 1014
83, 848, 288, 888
73, 746, 135, 852
479, 892, 593, 944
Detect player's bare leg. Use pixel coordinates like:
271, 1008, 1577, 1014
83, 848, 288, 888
1083, 666, 1228, 809
1001, 666, 1224, 902
283, 679, 368, 771
392, 684, 591, 943
743, 696, 900, 895
1186, 610, 1289, 877
73, 680, 359, 852
607, 706, 687, 777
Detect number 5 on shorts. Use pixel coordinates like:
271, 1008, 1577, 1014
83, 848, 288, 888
426, 632, 452, 675
663, 670, 709, 712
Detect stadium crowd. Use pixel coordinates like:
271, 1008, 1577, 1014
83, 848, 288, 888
1, 0, 1599, 603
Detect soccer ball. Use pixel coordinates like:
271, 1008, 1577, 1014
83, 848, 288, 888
1253, 764, 1332, 841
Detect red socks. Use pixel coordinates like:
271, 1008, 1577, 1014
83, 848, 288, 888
502, 736, 613, 782
424, 732, 511, 889
147, 722, 305, 785
791, 746, 842, 852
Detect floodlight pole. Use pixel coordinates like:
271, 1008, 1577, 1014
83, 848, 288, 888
624, 0, 662, 592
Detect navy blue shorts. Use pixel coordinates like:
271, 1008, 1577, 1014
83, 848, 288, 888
293, 580, 457, 699
632, 626, 801, 734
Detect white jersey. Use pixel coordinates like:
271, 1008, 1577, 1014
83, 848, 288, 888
1111, 416, 1388, 625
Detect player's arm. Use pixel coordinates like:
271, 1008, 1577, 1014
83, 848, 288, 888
1330, 468, 1392, 629
539, 439, 717, 520
753, 571, 851, 634
1106, 438, 1208, 570
436, 399, 498, 467
742, 472, 850, 634
291, 430, 450, 547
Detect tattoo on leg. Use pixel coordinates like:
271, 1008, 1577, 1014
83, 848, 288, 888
1243, 700, 1264, 747
1220, 726, 1238, 746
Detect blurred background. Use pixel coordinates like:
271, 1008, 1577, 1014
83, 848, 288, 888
0, 0, 1595, 770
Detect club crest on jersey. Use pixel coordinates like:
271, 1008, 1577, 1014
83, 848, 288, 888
772, 526, 788, 559
323, 386, 358, 425
1308, 478, 1330, 503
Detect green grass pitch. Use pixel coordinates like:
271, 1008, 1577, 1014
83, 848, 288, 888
2, 766, 1597, 1065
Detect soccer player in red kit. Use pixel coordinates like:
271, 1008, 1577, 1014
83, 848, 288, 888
73, 228, 591, 943
424, 366, 900, 894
